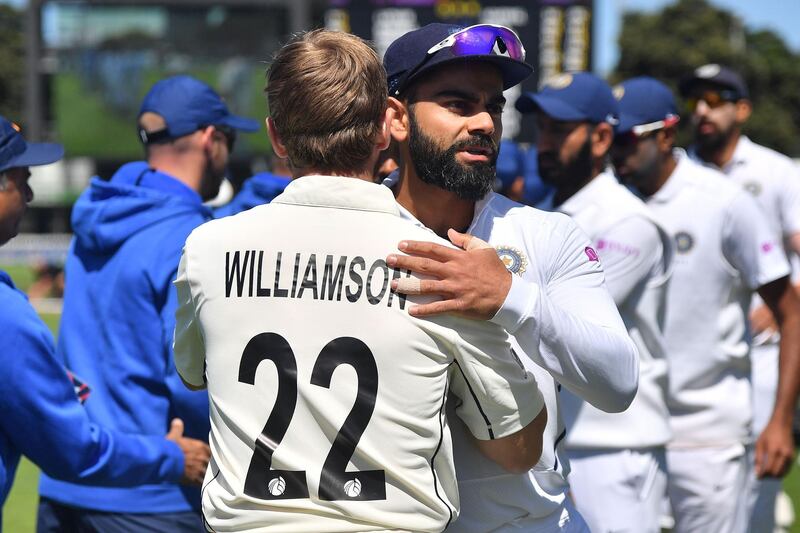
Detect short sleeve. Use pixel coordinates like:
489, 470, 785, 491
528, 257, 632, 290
778, 163, 800, 236
446, 320, 544, 441
722, 191, 790, 289
173, 248, 206, 388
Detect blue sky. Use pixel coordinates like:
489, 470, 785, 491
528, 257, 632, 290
3, 0, 798, 75
595, 0, 800, 74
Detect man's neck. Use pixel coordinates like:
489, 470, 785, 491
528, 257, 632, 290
697, 129, 741, 169
393, 166, 476, 238
291, 165, 375, 183
147, 157, 202, 194
642, 152, 678, 197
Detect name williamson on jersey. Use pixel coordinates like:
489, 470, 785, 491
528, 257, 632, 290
225, 250, 412, 309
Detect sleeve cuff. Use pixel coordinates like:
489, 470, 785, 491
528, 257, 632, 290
491, 274, 540, 334
164, 439, 185, 483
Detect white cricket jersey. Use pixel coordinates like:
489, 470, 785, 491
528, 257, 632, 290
173, 176, 543, 533
690, 136, 800, 345
645, 150, 790, 448
552, 170, 673, 449
384, 175, 639, 531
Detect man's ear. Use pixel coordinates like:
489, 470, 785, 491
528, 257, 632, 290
376, 106, 393, 151
591, 122, 614, 159
388, 97, 410, 143
659, 125, 678, 153
735, 99, 752, 125
266, 117, 288, 158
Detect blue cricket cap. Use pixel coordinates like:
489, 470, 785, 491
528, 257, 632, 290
515, 72, 619, 126
138, 75, 260, 142
615, 77, 679, 135
384, 23, 532, 97
0, 116, 63, 173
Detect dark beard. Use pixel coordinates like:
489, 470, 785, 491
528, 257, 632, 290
695, 121, 735, 153
537, 135, 593, 199
408, 112, 497, 201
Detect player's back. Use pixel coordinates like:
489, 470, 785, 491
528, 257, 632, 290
175, 176, 539, 532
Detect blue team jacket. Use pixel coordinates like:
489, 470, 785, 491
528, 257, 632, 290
214, 172, 291, 218
38, 162, 213, 514
0, 272, 184, 526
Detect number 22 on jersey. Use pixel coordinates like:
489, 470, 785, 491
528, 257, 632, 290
238, 332, 386, 501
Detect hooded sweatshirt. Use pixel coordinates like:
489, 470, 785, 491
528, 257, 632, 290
0, 271, 184, 527
214, 171, 291, 218
39, 162, 212, 514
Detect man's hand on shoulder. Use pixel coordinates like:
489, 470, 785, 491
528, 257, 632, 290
166, 418, 210, 485
387, 229, 512, 320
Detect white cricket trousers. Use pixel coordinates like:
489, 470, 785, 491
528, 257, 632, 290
667, 444, 752, 533
567, 447, 667, 533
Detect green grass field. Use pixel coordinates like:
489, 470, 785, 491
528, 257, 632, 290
2, 267, 800, 531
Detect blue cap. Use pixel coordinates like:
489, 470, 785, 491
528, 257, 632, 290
679, 63, 748, 99
138, 75, 260, 141
614, 77, 679, 135
384, 23, 532, 97
515, 72, 619, 126
0, 117, 63, 173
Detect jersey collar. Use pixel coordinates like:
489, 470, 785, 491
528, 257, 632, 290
687, 135, 751, 175
273, 175, 402, 217
557, 169, 617, 217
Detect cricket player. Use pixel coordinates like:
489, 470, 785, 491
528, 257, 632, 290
682, 63, 800, 530
382, 24, 639, 532
173, 29, 546, 533
37, 76, 260, 532
611, 77, 800, 533
514, 73, 672, 533
0, 116, 210, 530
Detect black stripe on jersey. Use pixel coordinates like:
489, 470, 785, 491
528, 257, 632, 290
452, 360, 494, 439
431, 370, 453, 531
201, 465, 221, 532
552, 428, 567, 472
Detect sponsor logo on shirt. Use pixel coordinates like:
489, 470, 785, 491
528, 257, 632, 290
495, 245, 528, 275
762, 241, 775, 253
596, 238, 640, 257
584, 247, 599, 262
674, 231, 694, 254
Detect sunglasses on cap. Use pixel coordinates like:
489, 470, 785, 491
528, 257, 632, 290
686, 89, 740, 112
393, 24, 525, 96
613, 115, 680, 148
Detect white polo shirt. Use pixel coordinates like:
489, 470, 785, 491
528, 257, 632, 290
173, 175, 543, 533
645, 151, 790, 448
552, 170, 673, 450
384, 174, 639, 531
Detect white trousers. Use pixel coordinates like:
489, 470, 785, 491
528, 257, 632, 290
667, 444, 751, 533
567, 448, 667, 533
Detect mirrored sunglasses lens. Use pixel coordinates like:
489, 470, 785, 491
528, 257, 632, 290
451, 27, 524, 61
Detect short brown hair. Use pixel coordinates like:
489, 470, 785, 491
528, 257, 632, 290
266, 30, 387, 173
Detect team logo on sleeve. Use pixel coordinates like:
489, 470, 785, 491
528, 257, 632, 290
495, 246, 528, 275
674, 231, 695, 253
743, 181, 762, 196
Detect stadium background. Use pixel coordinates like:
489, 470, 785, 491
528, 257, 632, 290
1, 0, 800, 530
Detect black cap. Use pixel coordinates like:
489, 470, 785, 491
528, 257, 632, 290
384, 23, 532, 97
679, 64, 749, 99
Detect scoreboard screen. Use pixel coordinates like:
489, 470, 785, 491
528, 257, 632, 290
325, 0, 593, 141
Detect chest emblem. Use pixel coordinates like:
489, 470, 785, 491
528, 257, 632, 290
674, 231, 695, 254
743, 181, 762, 196
495, 245, 528, 275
